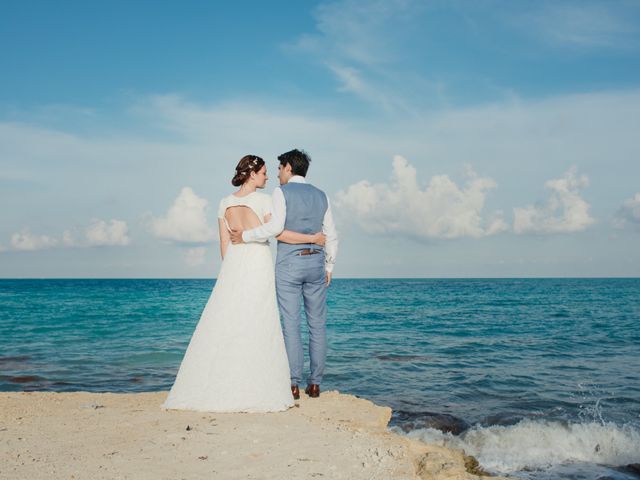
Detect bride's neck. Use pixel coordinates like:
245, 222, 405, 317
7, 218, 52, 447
238, 183, 256, 195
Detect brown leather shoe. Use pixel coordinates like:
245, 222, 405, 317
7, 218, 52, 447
291, 385, 300, 400
305, 384, 320, 398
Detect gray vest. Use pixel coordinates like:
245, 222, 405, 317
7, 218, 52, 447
277, 182, 328, 264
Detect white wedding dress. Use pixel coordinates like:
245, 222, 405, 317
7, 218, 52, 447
162, 192, 294, 412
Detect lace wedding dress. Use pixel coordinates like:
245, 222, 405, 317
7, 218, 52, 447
162, 192, 293, 412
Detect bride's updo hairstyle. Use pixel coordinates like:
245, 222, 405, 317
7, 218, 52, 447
231, 155, 265, 186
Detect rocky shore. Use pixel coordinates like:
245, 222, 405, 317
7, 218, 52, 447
0, 390, 494, 479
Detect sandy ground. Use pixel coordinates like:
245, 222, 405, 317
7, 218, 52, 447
0, 390, 490, 480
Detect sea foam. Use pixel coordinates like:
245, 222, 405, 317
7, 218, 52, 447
394, 419, 640, 474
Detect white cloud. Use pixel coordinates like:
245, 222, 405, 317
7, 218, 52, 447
613, 193, 640, 229
7, 219, 130, 251
523, 3, 639, 49
85, 219, 130, 246
290, 0, 423, 111
292, 0, 640, 112
327, 64, 403, 112
335, 155, 507, 240
62, 230, 78, 247
513, 167, 594, 234
10, 230, 58, 251
150, 187, 215, 244
296, 0, 409, 67
2, 89, 640, 276
184, 247, 207, 267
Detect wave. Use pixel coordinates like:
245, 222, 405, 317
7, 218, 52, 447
392, 419, 640, 474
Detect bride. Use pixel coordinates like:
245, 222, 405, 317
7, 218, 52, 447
162, 155, 325, 412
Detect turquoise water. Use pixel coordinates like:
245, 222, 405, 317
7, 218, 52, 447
1, 278, 639, 479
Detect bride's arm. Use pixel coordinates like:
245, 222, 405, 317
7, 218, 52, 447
218, 219, 231, 258
277, 230, 326, 246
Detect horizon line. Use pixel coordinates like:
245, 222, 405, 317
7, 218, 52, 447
1, 276, 639, 280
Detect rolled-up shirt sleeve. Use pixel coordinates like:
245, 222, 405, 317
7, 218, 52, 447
323, 199, 338, 273
242, 187, 286, 243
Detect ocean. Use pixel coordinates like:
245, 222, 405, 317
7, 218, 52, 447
1, 278, 639, 479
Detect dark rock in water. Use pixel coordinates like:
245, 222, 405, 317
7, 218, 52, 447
393, 410, 471, 435
481, 413, 525, 427
9, 375, 43, 384
464, 455, 491, 477
625, 464, 640, 476
129, 376, 144, 383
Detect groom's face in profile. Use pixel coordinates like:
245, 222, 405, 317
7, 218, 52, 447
278, 162, 293, 185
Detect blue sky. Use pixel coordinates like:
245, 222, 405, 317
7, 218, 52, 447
1, 0, 640, 277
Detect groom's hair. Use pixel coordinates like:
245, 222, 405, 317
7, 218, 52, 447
278, 149, 311, 177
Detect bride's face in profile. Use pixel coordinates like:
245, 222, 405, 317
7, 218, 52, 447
250, 165, 268, 189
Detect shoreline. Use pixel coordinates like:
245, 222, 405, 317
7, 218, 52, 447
0, 390, 492, 479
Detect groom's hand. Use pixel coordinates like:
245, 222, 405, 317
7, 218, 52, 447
325, 271, 332, 287
230, 229, 244, 244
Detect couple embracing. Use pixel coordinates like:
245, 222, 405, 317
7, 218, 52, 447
163, 149, 338, 412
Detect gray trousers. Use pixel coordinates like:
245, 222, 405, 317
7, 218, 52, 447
275, 253, 327, 386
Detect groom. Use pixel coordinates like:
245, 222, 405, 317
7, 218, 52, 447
230, 149, 338, 399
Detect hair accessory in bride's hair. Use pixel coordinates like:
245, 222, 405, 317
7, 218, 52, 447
231, 154, 264, 186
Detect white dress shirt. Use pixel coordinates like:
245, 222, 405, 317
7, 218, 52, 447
242, 176, 338, 272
